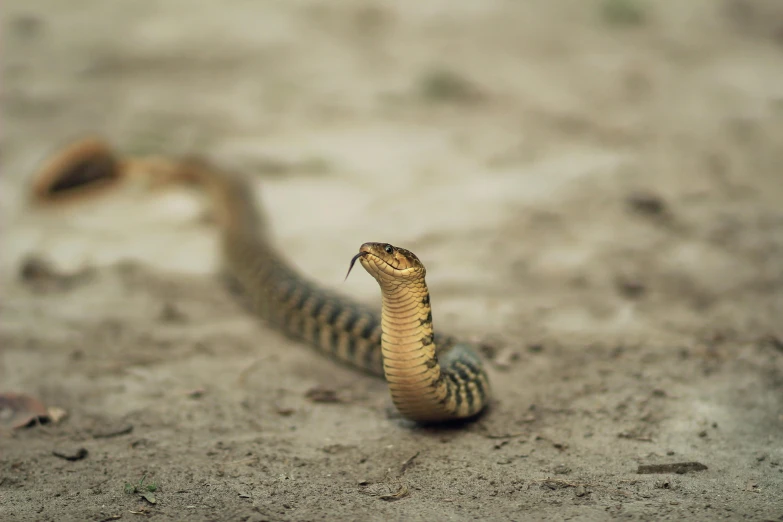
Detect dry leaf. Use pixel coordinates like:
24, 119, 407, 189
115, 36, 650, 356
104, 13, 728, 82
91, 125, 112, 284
0, 392, 50, 429
47, 407, 68, 424
379, 484, 409, 501
305, 386, 340, 403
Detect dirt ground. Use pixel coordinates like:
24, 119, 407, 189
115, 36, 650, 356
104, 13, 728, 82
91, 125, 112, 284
2, 1, 783, 520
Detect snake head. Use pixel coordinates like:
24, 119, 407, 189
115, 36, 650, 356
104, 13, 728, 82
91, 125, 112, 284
346, 242, 426, 282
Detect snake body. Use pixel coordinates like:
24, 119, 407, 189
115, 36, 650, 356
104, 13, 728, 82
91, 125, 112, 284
30, 140, 491, 423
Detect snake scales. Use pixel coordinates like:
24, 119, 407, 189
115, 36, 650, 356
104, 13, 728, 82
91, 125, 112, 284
30, 139, 491, 423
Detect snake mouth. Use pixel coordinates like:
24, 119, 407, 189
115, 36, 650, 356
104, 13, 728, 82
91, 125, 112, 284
360, 252, 418, 278
345, 244, 419, 282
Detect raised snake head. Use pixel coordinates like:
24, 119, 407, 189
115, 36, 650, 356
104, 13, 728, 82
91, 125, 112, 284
346, 242, 426, 284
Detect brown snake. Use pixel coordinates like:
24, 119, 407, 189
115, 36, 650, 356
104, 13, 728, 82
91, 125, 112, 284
29, 139, 491, 423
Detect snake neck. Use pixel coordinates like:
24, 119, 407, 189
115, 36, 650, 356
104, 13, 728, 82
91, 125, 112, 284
378, 279, 455, 422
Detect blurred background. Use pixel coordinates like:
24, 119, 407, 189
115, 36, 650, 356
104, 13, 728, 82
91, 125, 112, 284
2, 1, 782, 520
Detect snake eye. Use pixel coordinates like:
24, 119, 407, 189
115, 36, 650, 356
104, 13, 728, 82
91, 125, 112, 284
384, 244, 393, 254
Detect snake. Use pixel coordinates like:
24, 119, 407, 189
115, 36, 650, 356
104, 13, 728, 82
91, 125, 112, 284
29, 139, 491, 423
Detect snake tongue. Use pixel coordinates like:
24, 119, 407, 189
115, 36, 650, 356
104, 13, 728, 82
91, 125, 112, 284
344, 251, 366, 281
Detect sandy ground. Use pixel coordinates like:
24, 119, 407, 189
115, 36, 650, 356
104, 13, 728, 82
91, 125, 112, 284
2, 1, 783, 520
